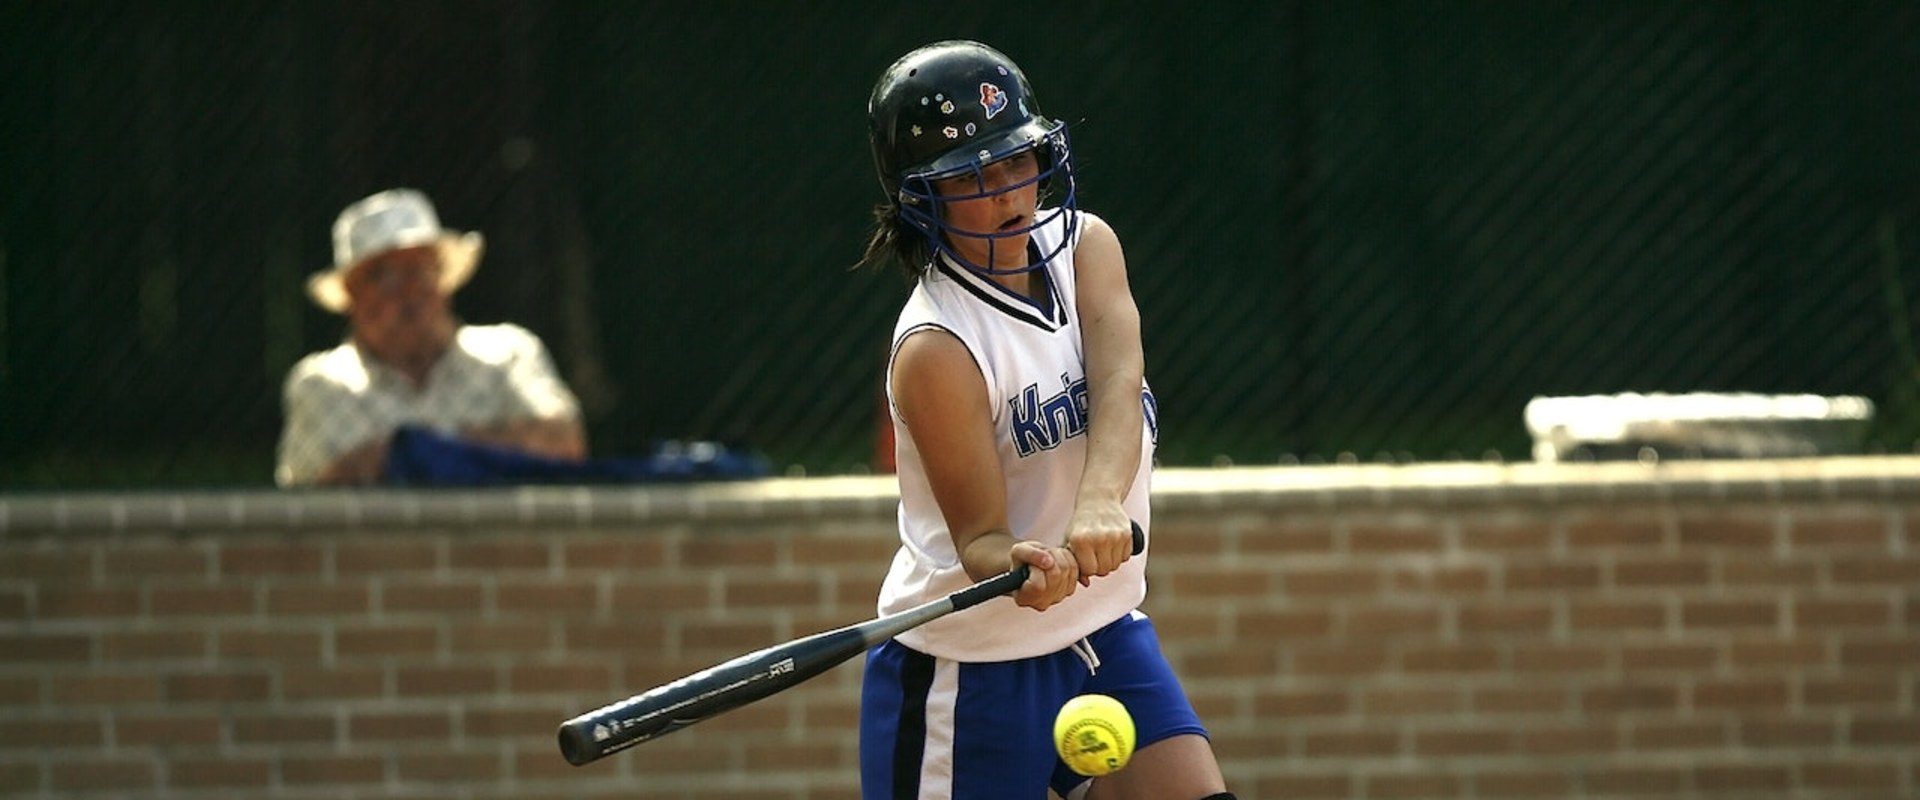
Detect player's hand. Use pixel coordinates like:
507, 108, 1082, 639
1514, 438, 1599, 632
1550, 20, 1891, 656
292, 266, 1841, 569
1011, 540, 1079, 611
1064, 502, 1133, 586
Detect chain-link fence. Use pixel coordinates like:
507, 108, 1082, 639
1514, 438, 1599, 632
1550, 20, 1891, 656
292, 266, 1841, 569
3, 2, 1917, 488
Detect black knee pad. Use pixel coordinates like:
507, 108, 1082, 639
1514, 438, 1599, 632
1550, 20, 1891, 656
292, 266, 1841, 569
1197, 794, 1237, 800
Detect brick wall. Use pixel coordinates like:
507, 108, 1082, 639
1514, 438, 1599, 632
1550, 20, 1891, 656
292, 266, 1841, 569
1, 458, 1916, 799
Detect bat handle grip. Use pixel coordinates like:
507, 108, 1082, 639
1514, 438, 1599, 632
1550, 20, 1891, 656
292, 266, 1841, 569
956, 521, 1146, 611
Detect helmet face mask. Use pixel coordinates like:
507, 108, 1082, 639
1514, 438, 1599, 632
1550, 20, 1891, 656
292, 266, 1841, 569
869, 41, 1079, 277
896, 128, 1076, 276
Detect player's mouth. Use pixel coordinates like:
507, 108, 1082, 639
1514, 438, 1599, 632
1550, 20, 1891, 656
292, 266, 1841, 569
998, 214, 1027, 231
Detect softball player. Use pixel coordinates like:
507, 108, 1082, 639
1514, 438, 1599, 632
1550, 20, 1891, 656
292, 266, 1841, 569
856, 40, 1233, 800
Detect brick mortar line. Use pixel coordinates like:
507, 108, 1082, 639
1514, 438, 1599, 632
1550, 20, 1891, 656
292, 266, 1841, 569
3, 457, 1918, 537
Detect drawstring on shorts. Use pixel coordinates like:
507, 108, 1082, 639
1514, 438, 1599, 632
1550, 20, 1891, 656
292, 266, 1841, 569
1069, 636, 1101, 676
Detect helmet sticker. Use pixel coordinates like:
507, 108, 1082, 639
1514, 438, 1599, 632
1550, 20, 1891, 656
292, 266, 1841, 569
911, 125, 923, 137
943, 126, 959, 139
965, 122, 977, 136
980, 83, 1008, 119
940, 99, 955, 115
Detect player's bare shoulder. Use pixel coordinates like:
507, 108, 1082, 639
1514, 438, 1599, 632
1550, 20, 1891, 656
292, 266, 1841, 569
1073, 210, 1120, 249
890, 325, 982, 412
1071, 211, 1129, 287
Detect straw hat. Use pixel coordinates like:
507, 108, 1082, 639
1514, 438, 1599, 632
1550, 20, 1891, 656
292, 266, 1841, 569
306, 188, 484, 313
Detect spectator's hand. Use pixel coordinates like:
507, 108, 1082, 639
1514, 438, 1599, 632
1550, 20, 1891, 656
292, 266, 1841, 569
459, 417, 587, 460
316, 439, 389, 486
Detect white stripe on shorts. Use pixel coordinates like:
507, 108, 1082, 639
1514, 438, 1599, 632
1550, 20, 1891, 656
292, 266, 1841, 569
919, 657, 961, 799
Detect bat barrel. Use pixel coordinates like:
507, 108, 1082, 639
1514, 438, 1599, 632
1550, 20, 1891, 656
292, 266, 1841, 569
556, 624, 873, 765
557, 690, 667, 765
557, 718, 599, 766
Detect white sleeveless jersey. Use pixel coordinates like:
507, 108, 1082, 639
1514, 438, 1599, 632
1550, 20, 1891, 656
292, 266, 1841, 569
880, 209, 1157, 663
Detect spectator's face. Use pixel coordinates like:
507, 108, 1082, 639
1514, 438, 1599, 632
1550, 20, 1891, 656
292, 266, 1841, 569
344, 245, 452, 358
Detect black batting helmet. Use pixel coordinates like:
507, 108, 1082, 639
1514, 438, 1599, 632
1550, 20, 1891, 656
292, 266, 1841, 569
866, 40, 1077, 275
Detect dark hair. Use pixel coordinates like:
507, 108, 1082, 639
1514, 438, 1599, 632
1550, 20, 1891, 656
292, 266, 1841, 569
855, 201, 931, 280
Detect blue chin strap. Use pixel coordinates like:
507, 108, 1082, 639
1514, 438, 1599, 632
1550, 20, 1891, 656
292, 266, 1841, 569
896, 129, 1078, 277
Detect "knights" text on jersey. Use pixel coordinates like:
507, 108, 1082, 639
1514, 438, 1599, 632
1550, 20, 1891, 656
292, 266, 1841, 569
1008, 375, 1159, 457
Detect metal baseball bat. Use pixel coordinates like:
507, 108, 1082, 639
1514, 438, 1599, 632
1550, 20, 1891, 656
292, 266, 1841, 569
556, 522, 1145, 765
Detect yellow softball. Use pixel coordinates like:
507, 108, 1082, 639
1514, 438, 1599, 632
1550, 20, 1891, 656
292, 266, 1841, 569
1053, 693, 1135, 777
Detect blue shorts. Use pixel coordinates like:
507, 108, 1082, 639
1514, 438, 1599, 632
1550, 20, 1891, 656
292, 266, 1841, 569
858, 611, 1207, 800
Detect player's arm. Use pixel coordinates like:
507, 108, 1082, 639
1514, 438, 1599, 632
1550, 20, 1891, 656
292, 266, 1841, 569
890, 328, 1078, 610
1067, 213, 1146, 583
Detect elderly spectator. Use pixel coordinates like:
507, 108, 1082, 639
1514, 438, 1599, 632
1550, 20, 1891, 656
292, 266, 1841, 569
276, 188, 585, 486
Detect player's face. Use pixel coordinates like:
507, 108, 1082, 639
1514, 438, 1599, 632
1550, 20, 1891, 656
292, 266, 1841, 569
933, 151, 1041, 271
345, 245, 453, 359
